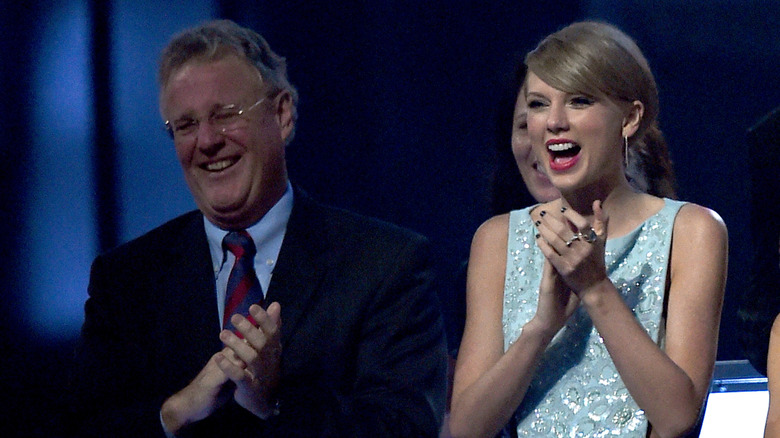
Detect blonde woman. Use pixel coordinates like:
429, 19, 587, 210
449, 22, 727, 438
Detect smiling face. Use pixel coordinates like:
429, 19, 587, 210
160, 54, 294, 229
511, 86, 560, 203
525, 72, 641, 196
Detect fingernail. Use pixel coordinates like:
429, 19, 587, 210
535, 220, 541, 226
540, 210, 547, 217
560, 207, 567, 213
535, 233, 540, 239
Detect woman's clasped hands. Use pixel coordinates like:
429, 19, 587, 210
532, 200, 611, 331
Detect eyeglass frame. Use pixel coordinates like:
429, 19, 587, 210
164, 96, 268, 140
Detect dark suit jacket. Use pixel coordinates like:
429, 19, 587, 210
68, 189, 447, 437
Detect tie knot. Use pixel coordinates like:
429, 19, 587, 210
223, 230, 256, 259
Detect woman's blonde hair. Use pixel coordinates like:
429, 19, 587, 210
524, 21, 676, 197
525, 21, 659, 143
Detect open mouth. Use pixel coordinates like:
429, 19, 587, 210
202, 157, 239, 172
548, 142, 581, 159
547, 142, 581, 171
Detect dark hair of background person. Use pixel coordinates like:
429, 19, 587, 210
489, 59, 539, 217
445, 69, 518, 359
737, 105, 780, 376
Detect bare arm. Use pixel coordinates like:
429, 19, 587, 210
449, 214, 578, 438
557, 203, 727, 437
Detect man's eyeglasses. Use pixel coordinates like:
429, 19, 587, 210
164, 97, 266, 140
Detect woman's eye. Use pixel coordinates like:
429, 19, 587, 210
527, 99, 545, 109
570, 96, 594, 106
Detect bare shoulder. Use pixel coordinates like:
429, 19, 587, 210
468, 214, 512, 300
472, 213, 511, 249
772, 313, 780, 337
673, 203, 728, 244
669, 202, 728, 289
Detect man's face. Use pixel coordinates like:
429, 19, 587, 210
160, 55, 294, 229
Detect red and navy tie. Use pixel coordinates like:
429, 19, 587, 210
222, 230, 265, 335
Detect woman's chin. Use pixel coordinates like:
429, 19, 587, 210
532, 186, 561, 203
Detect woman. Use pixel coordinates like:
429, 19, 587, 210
449, 22, 727, 438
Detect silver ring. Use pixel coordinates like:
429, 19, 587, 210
565, 235, 580, 247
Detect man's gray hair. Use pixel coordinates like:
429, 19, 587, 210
159, 19, 298, 139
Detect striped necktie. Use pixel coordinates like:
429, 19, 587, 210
222, 230, 264, 335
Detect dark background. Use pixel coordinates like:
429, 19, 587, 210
1, 1, 778, 435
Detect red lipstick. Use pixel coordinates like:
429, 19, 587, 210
545, 138, 581, 172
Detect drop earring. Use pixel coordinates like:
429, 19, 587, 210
623, 136, 629, 168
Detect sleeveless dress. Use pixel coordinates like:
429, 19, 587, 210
502, 199, 685, 437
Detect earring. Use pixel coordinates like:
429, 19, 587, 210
623, 136, 629, 168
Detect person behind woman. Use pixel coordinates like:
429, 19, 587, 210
449, 21, 727, 438
491, 62, 562, 215
440, 63, 565, 438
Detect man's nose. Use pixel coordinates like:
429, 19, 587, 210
194, 121, 226, 152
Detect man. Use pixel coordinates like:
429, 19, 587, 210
68, 20, 446, 437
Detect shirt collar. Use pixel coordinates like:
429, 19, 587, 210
204, 182, 294, 274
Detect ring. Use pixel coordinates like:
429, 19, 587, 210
580, 227, 598, 243
565, 235, 580, 247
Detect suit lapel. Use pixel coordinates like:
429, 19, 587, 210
160, 193, 333, 354
163, 212, 222, 364
266, 189, 332, 346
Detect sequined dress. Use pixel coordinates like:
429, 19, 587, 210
503, 199, 685, 437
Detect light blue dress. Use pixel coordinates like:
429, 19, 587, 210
503, 199, 686, 437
